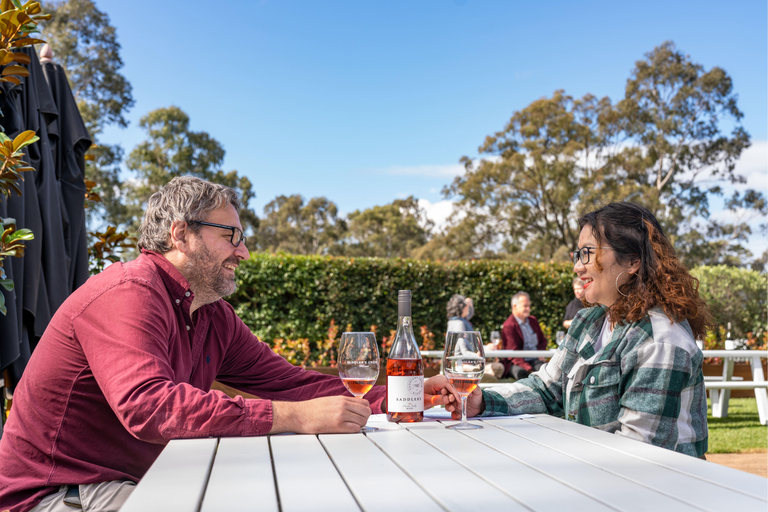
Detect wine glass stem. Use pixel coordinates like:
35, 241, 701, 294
461, 395, 468, 424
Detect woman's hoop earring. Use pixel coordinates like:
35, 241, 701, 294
615, 270, 630, 298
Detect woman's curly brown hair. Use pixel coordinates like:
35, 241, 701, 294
579, 202, 713, 339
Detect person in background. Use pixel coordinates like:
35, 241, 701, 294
437, 202, 712, 458
563, 277, 586, 329
487, 292, 548, 380
0, 177, 455, 512
446, 294, 474, 332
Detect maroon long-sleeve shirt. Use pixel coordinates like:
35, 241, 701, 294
0, 251, 385, 512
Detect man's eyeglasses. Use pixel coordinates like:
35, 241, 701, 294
570, 246, 611, 265
188, 220, 246, 248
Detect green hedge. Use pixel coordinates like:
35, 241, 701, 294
228, 253, 575, 354
228, 255, 767, 359
691, 265, 767, 340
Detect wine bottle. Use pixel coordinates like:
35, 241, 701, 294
386, 290, 424, 422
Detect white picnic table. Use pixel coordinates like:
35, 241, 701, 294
120, 411, 767, 512
422, 349, 768, 425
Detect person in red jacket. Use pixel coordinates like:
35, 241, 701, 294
493, 291, 549, 380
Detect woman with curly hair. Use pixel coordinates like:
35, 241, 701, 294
436, 202, 712, 457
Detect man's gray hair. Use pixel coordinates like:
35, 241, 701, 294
138, 176, 240, 253
511, 291, 530, 309
446, 294, 466, 319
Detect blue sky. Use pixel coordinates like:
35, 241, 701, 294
94, 0, 767, 255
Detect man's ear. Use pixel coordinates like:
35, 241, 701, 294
169, 220, 191, 252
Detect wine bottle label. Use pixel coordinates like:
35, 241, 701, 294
387, 375, 424, 412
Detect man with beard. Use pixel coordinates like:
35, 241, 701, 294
0, 177, 455, 512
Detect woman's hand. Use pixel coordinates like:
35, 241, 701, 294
424, 375, 460, 409
424, 375, 484, 419
445, 385, 484, 420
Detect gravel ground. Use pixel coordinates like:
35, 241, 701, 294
706, 452, 767, 478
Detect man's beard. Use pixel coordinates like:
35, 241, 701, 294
182, 242, 237, 304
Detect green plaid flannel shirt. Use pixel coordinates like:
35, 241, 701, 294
482, 306, 708, 457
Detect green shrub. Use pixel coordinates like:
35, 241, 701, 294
691, 266, 767, 343
228, 253, 574, 358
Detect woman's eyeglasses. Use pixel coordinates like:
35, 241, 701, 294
570, 246, 611, 265
188, 220, 246, 247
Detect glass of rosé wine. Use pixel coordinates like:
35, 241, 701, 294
338, 332, 380, 432
443, 331, 485, 430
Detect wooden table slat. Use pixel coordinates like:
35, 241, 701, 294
491, 418, 766, 512
524, 415, 768, 500
406, 421, 615, 512
200, 437, 278, 512
463, 420, 702, 512
367, 426, 530, 511
319, 433, 443, 512
120, 437, 218, 512
270, 435, 359, 512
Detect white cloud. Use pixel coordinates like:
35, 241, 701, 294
383, 163, 465, 178
733, 140, 768, 191
417, 198, 457, 232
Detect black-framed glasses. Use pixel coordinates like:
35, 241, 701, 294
188, 220, 246, 248
570, 246, 612, 265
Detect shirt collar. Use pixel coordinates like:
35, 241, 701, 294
140, 249, 195, 306
514, 315, 528, 326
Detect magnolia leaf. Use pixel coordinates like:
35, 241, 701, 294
0, 133, 10, 144
1, 51, 26, 65
6, 180, 22, 196
0, 290, 6, 315
9, 52, 29, 64
2, 65, 29, 77
1, 216, 16, 225
0, 76, 21, 86
11, 38, 45, 47
0, 23, 12, 40
13, 166, 34, 173
12, 130, 37, 151
0, 53, 15, 66
84, 154, 95, 161
7, 228, 33, 241
14, 12, 30, 26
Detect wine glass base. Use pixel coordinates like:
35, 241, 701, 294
360, 426, 379, 432
446, 422, 483, 430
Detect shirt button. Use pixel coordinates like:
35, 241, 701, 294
589, 376, 596, 384
175, 299, 180, 304
185, 291, 191, 297
186, 325, 191, 331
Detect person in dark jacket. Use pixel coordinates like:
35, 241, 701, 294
489, 291, 548, 380
563, 277, 585, 329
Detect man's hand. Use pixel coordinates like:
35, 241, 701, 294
270, 396, 371, 434
424, 375, 461, 410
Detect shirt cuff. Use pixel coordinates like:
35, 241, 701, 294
243, 399, 275, 436
480, 389, 510, 416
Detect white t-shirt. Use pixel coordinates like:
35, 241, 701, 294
596, 316, 613, 353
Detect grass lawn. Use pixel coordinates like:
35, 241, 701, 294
707, 398, 768, 453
